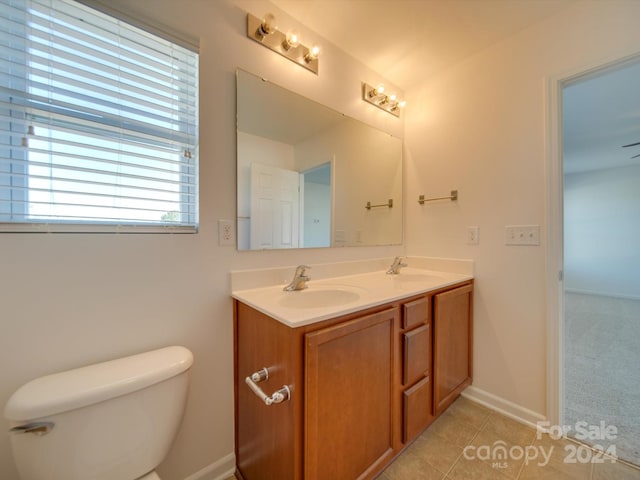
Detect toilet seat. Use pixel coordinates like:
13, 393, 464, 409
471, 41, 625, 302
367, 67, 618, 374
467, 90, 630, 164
137, 471, 161, 480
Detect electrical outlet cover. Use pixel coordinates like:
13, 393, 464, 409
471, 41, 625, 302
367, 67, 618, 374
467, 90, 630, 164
218, 219, 235, 246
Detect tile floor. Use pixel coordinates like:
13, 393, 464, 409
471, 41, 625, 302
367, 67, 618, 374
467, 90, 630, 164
227, 395, 640, 480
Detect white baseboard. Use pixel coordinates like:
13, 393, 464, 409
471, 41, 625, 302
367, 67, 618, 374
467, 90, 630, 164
462, 386, 547, 430
183, 452, 235, 480
564, 288, 640, 301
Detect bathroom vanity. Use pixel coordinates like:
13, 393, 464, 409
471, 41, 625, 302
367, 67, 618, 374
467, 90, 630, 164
232, 262, 473, 480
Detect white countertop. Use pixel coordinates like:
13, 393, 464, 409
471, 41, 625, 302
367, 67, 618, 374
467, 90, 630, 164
232, 266, 473, 328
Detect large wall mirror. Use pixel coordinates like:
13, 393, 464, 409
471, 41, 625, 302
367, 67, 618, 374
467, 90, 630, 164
236, 69, 403, 250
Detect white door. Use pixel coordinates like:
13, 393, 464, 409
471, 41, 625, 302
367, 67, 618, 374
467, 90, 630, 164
250, 163, 300, 249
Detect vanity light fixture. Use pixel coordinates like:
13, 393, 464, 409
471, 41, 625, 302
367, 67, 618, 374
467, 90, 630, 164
362, 82, 406, 117
247, 12, 319, 75
283, 30, 300, 50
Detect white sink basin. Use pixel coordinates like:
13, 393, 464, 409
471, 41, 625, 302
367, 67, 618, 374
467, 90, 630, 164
385, 272, 448, 291
389, 273, 445, 284
278, 288, 361, 309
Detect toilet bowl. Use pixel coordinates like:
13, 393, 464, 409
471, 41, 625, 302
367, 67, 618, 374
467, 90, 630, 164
4, 346, 193, 480
138, 472, 161, 480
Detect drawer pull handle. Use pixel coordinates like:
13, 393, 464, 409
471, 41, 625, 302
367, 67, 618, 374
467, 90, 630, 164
245, 367, 291, 405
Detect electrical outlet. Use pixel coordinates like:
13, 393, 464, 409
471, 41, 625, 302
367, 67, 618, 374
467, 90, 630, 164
218, 219, 235, 246
466, 226, 479, 245
505, 225, 540, 246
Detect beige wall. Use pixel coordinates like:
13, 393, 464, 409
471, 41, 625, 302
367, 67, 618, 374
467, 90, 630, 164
3, 0, 640, 479
0, 1, 404, 479
405, 0, 640, 419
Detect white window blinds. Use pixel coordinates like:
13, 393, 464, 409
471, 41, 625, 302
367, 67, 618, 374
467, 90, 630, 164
0, 0, 199, 232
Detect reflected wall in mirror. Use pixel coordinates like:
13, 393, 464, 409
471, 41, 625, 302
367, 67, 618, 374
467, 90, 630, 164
237, 69, 403, 250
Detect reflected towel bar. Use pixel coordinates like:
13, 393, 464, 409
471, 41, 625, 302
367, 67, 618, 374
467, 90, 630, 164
366, 199, 393, 210
418, 190, 458, 204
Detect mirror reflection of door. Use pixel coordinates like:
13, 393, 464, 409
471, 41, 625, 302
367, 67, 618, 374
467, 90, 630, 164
300, 162, 332, 248
250, 163, 299, 249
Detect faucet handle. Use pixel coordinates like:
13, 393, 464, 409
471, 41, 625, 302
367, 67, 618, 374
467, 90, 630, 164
283, 265, 312, 291
387, 256, 407, 274
296, 265, 311, 275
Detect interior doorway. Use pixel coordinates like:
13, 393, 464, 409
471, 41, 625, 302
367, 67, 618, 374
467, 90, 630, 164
561, 56, 640, 466
300, 162, 332, 248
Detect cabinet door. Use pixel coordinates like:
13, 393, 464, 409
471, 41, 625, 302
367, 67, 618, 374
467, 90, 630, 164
305, 308, 397, 480
403, 376, 431, 443
433, 284, 473, 416
403, 324, 430, 386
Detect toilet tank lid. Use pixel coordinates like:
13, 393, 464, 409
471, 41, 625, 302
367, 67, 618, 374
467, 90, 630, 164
4, 346, 193, 422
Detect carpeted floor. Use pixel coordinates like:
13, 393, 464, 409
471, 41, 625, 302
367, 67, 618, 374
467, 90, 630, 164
564, 292, 640, 466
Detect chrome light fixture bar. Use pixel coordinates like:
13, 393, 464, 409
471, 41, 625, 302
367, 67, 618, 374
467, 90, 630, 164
247, 13, 319, 75
362, 82, 406, 117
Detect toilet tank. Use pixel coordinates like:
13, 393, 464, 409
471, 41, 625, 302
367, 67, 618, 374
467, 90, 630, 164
4, 346, 193, 480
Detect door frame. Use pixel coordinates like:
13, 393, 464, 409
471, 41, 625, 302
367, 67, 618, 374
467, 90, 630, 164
545, 51, 640, 427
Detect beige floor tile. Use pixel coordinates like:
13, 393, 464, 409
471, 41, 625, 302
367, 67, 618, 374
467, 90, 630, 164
592, 460, 640, 480
446, 396, 493, 429
447, 455, 512, 480
428, 410, 479, 448
383, 450, 445, 480
408, 428, 463, 474
519, 461, 592, 480
481, 412, 537, 447
528, 436, 593, 480
468, 428, 531, 479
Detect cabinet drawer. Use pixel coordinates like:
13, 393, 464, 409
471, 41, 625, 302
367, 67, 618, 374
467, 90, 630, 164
403, 376, 431, 443
402, 296, 430, 330
403, 324, 430, 386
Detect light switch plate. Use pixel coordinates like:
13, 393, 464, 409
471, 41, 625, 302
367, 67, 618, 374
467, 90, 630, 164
505, 225, 540, 246
466, 226, 479, 245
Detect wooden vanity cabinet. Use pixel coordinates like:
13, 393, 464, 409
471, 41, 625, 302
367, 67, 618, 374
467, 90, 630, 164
234, 302, 398, 480
305, 308, 397, 480
400, 296, 434, 443
234, 280, 473, 480
433, 283, 474, 416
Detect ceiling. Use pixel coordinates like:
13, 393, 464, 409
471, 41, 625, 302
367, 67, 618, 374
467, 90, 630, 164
271, 0, 577, 90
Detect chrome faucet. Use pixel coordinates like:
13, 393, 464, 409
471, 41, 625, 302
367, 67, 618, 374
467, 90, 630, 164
386, 256, 407, 275
283, 265, 311, 291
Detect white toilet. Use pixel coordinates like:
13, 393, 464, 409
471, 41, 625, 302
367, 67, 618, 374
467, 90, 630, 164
4, 346, 193, 480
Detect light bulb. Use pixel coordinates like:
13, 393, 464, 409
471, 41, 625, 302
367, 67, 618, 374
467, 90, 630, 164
389, 93, 397, 102
258, 13, 277, 37
391, 99, 407, 113
283, 30, 300, 50
369, 84, 385, 98
305, 45, 320, 63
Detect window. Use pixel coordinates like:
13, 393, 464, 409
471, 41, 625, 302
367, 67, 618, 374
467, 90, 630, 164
0, 0, 199, 232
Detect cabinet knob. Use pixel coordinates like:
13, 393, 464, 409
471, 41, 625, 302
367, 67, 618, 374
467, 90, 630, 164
246, 367, 291, 405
